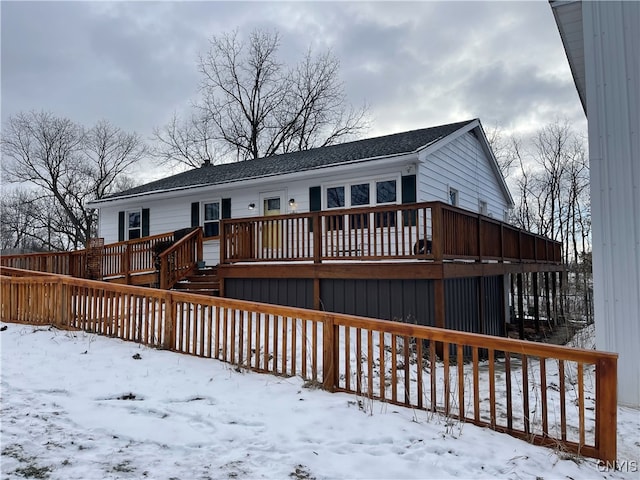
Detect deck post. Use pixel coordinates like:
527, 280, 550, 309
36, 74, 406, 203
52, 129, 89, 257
533, 272, 540, 333
163, 293, 177, 350
220, 221, 227, 264
551, 271, 558, 327
160, 255, 168, 290
596, 356, 618, 464
431, 203, 443, 261
477, 215, 483, 261
517, 273, 525, 340
124, 243, 131, 285
322, 315, 336, 391
57, 278, 69, 329
312, 213, 321, 264
196, 227, 203, 263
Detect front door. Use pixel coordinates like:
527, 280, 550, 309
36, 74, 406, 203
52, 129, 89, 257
262, 196, 282, 249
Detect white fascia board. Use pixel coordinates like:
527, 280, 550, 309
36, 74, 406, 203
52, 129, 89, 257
87, 152, 417, 208
473, 122, 515, 208
415, 119, 480, 158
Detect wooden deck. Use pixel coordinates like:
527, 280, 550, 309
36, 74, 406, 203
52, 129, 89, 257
0, 201, 563, 291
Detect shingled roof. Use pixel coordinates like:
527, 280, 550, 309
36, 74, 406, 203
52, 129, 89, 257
105, 119, 475, 200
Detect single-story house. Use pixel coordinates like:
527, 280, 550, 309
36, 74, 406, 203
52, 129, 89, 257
89, 118, 514, 262
88, 119, 561, 337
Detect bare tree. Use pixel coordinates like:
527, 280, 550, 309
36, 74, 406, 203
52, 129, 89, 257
486, 125, 516, 178
152, 112, 220, 169
505, 119, 591, 323
155, 28, 368, 166
1, 111, 145, 249
1, 189, 41, 250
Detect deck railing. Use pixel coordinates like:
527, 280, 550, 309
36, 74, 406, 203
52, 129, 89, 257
0, 250, 87, 277
0, 229, 202, 287
221, 201, 562, 264
158, 227, 203, 289
101, 232, 174, 280
0, 268, 616, 463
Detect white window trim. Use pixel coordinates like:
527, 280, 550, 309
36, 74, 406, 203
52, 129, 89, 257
324, 175, 401, 210
202, 199, 221, 238
126, 208, 142, 240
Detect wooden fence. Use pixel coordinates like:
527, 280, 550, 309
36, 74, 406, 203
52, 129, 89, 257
0, 268, 616, 463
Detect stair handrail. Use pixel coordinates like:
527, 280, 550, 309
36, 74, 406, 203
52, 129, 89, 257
158, 227, 203, 290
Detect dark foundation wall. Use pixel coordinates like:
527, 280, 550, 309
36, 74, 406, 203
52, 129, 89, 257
320, 279, 435, 326
482, 275, 505, 337
224, 278, 314, 309
444, 276, 505, 337
224, 276, 506, 338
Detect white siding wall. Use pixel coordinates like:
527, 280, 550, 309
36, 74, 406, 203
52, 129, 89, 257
97, 162, 412, 265
583, 1, 640, 406
418, 131, 510, 218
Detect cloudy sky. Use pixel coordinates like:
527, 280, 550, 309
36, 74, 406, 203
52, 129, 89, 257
1, 1, 585, 174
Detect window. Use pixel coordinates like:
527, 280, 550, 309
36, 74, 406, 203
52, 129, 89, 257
449, 187, 458, 206
203, 201, 220, 237
376, 180, 397, 204
376, 180, 397, 226
351, 183, 370, 206
327, 186, 345, 209
326, 178, 399, 229
265, 197, 281, 212
479, 200, 488, 216
326, 178, 398, 209
350, 184, 370, 227
127, 210, 141, 239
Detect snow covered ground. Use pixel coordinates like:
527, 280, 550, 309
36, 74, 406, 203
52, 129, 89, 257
1, 321, 638, 479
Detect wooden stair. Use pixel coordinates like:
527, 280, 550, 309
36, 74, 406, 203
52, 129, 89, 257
172, 266, 220, 296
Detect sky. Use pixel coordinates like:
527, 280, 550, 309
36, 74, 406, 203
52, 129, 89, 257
2, 320, 638, 479
1, 0, 586, 175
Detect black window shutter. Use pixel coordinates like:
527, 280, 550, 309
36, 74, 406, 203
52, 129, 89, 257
309, 186, 321, 211
142, 208, 150, 237
401, 174, 417, 226
401, 174, 417, 203
309, 186, 321, 232
118, 211, 125, 242
191, 202, 200, 227
222, 198, 231, 219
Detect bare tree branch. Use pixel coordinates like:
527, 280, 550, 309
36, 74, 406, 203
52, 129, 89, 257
154, 28, 368, 167
1, 111, 145, 249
